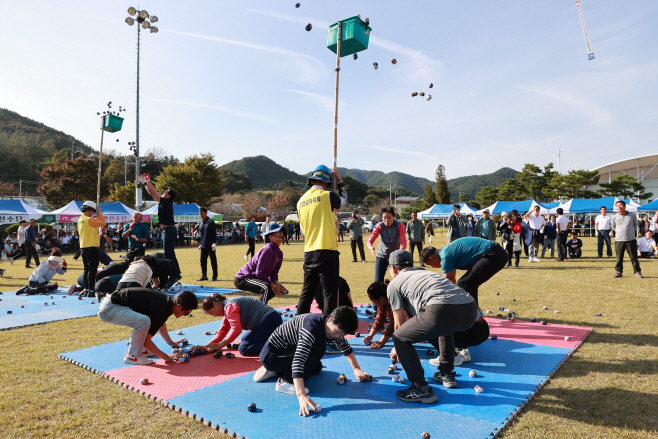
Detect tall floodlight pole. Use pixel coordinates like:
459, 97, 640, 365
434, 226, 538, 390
125, 7, 158, 210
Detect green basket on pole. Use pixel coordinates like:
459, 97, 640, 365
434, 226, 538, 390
101, 114, 124, 133
327, 16, 371, 57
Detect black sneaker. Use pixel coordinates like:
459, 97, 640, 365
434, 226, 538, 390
211, 277, 217, 281
197, 276, 208, 281
0, 268, 5, 278
395, 384, 437, 404
433, 371, 457, 388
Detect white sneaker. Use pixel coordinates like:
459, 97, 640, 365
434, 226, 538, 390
430, 354, 462, 367
254, 366, 277, 382
528, 257, 534, 263
275, 378, 309, 395
534, 257, 541, 262
123, 352, 153, 365
458, 348, 471, 362
244, 255, 248, 261
9, 258, 14, 265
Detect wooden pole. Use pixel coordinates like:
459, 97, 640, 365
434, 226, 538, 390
332, 21, 342, 193
97, 116, 105, 206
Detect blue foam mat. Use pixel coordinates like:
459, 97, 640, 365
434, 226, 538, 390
0, 285, 239, 330
59, 317, 585, 439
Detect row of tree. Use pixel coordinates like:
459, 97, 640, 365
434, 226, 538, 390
396, 163, 653, 220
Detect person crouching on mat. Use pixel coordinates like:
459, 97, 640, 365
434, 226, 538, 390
387, 250, 477, 404
428, 308, 490, 367
255, 306, 370, 416
189, 293, 283, 357
363, 281, 397, 349
234, 223, 287, 304
116, 254, 160, 291
16, 249, 67, 296
98, 288, 198, 365
94, 274, 123, 299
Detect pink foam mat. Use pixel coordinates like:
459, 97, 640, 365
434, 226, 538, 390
485, 317, 591, 350
104, 350, 261, 400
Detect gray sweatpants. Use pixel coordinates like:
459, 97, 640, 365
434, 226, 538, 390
392, 302, 478, 387
98, 297, 151, 358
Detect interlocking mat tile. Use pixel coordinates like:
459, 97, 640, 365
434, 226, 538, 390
60, 303, 591, 439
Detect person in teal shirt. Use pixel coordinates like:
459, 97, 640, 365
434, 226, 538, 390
122, 212, 150, 262
419, 237, 507, 305
244, 215, 257, 261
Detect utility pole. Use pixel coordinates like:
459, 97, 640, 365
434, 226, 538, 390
389, 180, 392, 205
558, 149, 561, 174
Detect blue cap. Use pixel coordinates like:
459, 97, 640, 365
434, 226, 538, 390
307, 165, 333, 189
261, 222, 283, 237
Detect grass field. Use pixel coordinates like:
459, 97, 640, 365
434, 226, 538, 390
1, 236, 657, 438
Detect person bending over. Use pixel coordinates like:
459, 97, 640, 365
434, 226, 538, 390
94, 274, 123, 298
97, 288, 197, 365
387, 250, 477, 404
420, 237, 507, 305
255, 306, 369, 416
116, 254, 159, 291
16, 249, 67, 296
191, 293, 283, 357
566, 232, 583, 258
363, 281, 397, 349
234, 223, 286, 303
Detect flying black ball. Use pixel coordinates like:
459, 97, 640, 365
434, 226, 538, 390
353, 53, 358, 60
429, 83, 433, 88
295, 2, 300, 7
305, 23, 312, 31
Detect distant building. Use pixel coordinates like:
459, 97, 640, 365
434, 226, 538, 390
395, 196, 420, 204
590, 154, 658, 204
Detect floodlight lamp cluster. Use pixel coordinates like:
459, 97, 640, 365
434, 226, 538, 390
126, 7, 158, 33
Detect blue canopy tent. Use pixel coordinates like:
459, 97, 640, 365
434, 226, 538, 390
418, 203, 478, 219
550, 197, 626, 214
476, 200, 551, 215
0, 199, 53, 224
638, 199, 658, 212
52, 201, 146, 223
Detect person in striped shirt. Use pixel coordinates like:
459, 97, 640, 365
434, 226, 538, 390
255, 306, 369, 416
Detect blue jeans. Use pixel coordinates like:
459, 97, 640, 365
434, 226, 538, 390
541, 238, 555, 258
238, 312, 283, 357
98, 297, 151, 358
375, 257, 389, 283
162, 226, 181, 277
598, 230, 612, 257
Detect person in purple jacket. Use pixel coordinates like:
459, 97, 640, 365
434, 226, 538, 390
234, 223, 287, 303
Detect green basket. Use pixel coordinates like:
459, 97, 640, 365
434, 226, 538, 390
102, 114, 124, 133
327, 16, 371, 57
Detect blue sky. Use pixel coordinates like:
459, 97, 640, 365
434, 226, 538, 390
1, 1, 656, 182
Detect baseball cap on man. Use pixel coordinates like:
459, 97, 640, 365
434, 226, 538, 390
389, 250, 413, 267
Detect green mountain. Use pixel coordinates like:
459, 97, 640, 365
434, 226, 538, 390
447, 167, 519, 202
218, 156, 307, 190
0, 107, 94, 186
336, 168, 430, 196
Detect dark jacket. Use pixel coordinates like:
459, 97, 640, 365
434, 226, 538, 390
465, 220, 477, 237
544, 222, 557, 239
199, 217, 217, 248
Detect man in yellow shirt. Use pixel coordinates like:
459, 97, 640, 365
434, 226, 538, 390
77, 201, 106, 298
296, 165, 347, 318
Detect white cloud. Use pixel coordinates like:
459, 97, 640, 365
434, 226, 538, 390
162, 29, 327, 84
146, 98, 276, 122
357, 145, 434, 159
518, 85, 615, 125
283, 89, 344, 112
